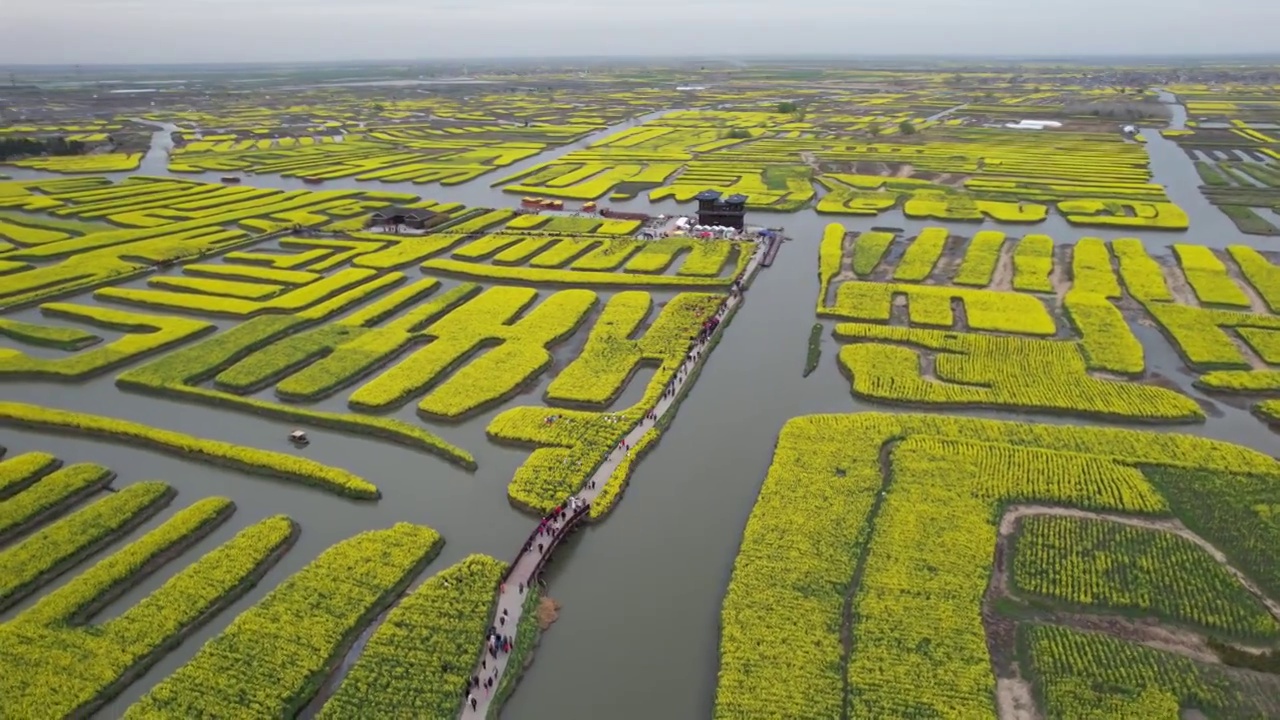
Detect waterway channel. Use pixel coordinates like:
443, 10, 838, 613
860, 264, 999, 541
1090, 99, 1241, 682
0, 99, 1277, 719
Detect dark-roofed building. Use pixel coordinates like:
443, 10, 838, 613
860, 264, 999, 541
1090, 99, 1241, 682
369, 206, 436, 230
695, 190, 747, 230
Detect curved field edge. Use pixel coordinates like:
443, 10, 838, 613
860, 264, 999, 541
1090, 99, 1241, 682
713, 412, 1280, 720
1002, 509, 1280, 643
0, 401, 379, 499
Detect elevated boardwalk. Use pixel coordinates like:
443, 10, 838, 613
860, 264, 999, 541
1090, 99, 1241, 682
459, 240, 770, 719
760, 231, 783, 267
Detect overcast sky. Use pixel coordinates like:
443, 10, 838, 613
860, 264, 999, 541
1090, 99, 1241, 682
5, 0, 1280, 65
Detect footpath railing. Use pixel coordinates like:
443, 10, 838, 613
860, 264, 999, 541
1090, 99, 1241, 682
499, 502, 592, 586
761, 233, 783, 267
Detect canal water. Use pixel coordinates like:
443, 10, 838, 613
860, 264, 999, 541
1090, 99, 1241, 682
1, 103, 1277, 718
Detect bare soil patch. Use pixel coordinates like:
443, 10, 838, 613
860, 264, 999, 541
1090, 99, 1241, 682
1158, 256, 1199, 306
990, 242, 1016, 292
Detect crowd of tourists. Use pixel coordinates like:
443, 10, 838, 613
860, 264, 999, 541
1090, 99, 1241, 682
464, 620, 517, 711
463, 244, 760, 716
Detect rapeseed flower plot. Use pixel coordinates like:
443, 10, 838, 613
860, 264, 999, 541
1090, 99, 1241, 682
0, 303, 213, 381
0, 401, 380, 498
127, 523, 440, 719
1112, 238, 1174, 301
892, 227, 949, 282
1146, 302, 1280, 370
1026, 625, 1274, 717
1062, 291, 1145, 375
1011, 233, 1054, 292
319, 554, 506, 719
0, 481, 172, 610
1012, 516, 1280, 641
9, 153, 143, 173
952, 230, 1006, 287
0, 450, 60, 495
1069, 237, 1122, 297
0, 463, 114, 540
0, 501, 292, 718
835, 323, 1201, 420
1228, 245, 1280, 312
823, 281, 1057, 336
1173, 244, 1252, 307
716, 413, 1280, 720
501, 292, 724, 513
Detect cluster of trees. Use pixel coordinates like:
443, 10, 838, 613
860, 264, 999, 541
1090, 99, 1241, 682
0, 136, 87, 161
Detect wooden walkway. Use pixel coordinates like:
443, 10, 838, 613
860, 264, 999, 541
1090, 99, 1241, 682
760, 232, 783, 267
459, 241, 767, 719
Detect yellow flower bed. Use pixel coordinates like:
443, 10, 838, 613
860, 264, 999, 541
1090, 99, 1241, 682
0, 178, 422, 310
183, 262, 321, 285
115, 286, 474, 467
0, 480, 172, 610
420, 257, 733, 287
1196, 369, 1280, 393
892, 227, 948, 282
1058, 200, 1190, 229
0, 218, 70, 245
952, 230, 1006, 287
1145, 302, 1280, 370
1025, 624, 1271, 717
127, 523, 441, 719
9, 153, 143, 174
0, 401, 379, 498
834, 323, 1200, 421
0, 499, 292, 718
1173, 244, 1252, 307
716, 412, 1280, 720
319, 554, 506, 719
850, 230, 894, 278
1112, 238, 1173, 301
545, 291, 722, 406
0, 462, 114, 540
1012, 233, 1054, 292
349, 286, 596, 419
147, 275, 287, 300
1063, 291, 1145, 375
223, 247, 333, 270
416, 290, 597, 420
0, 315, 100, 350
1013, 515, 1280, 640
1070, 237, 1122, 297
0, 450, 60, 495
0, 302, 214, 380
96, 267, 390, 317
500, 292, 724, 512
1229, 245, 1280, 312
817, 223, 845, 302
822, 281, 1057, 336
274, 282, 479, 400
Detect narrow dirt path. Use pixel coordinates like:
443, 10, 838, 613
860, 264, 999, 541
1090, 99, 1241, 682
1158, 257, 1199, 307
997, 505, 1280, 621
459, 242, 767, 719
990, 241, 1016, 291
986, 504, 1280, 720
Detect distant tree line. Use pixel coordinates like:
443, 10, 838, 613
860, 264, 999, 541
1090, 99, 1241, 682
0, 136, 86, 161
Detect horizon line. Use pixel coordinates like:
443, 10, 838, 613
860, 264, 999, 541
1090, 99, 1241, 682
3, 51, 1280, 69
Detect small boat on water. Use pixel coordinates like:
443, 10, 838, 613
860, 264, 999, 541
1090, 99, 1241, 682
289, 430, 310, 446
302, 177, 323, 185
221, 176, 241, 184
